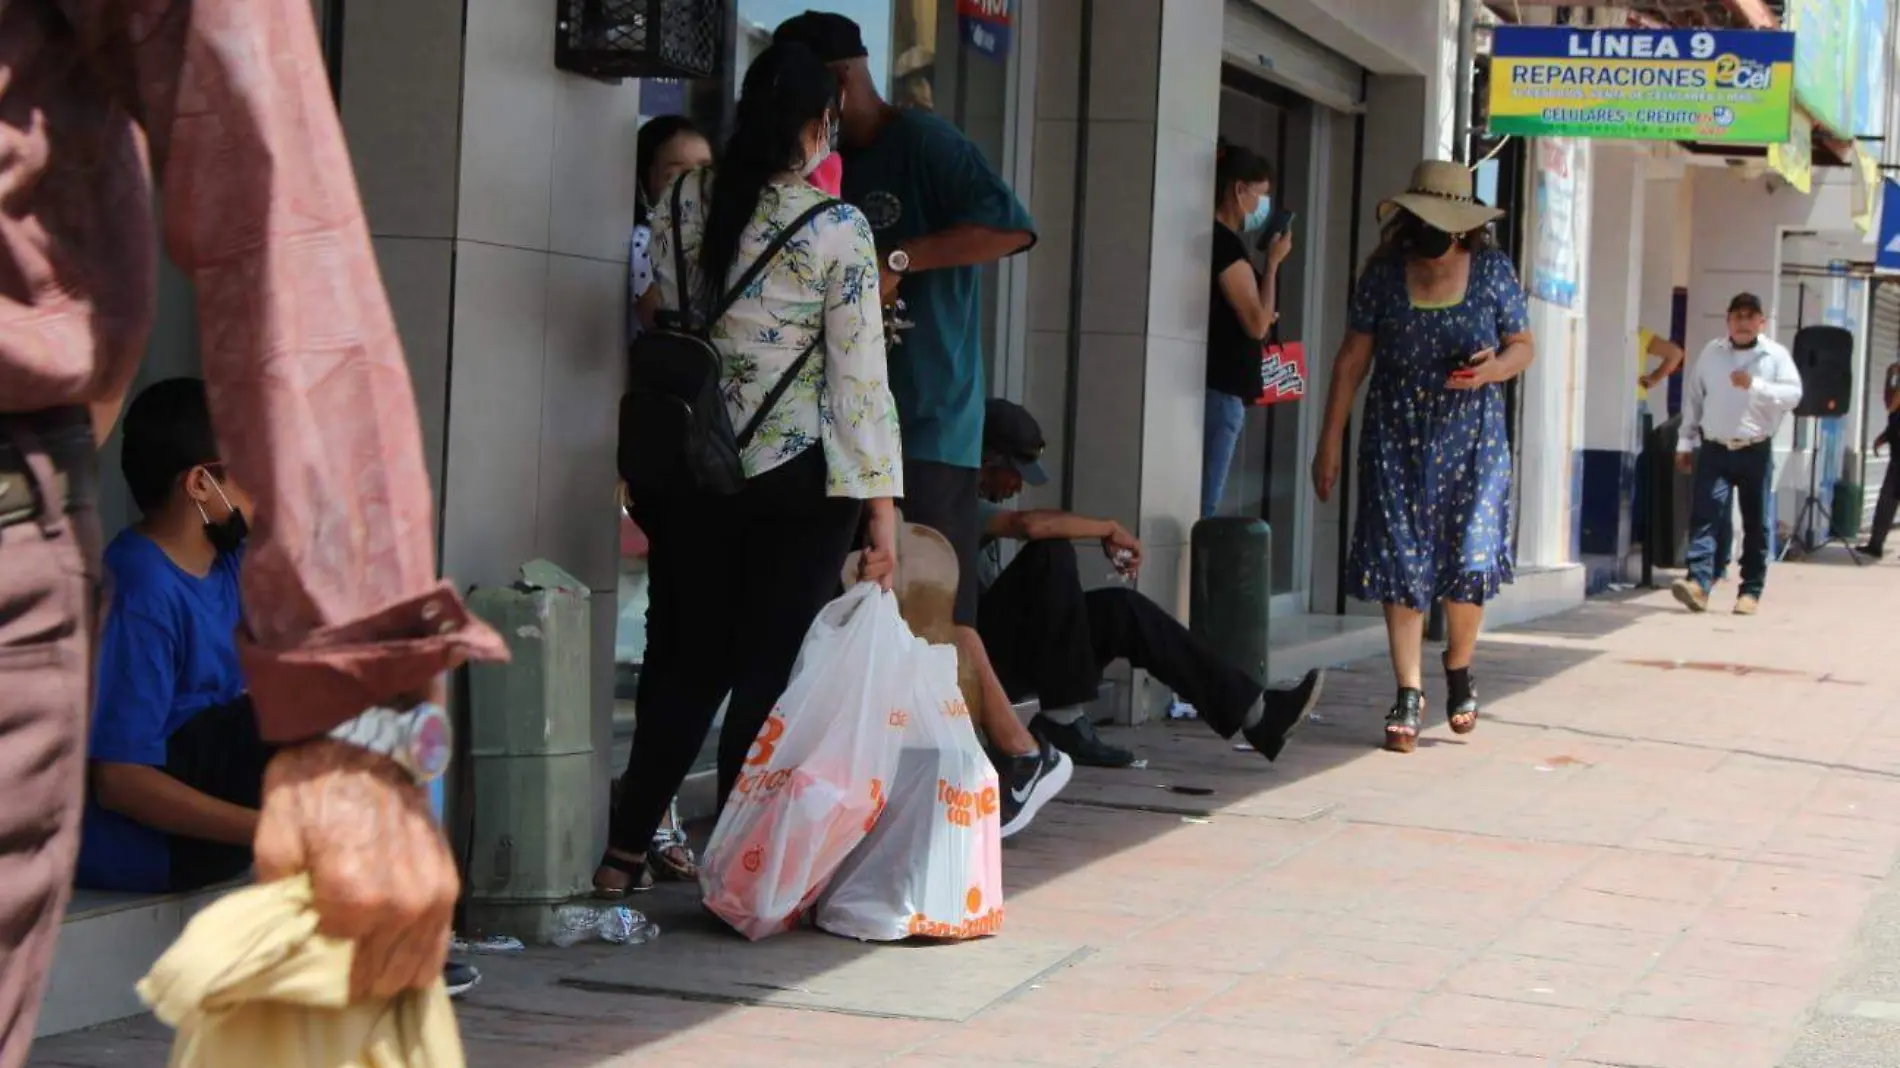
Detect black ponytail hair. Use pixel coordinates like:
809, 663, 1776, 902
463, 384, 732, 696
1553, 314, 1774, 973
1214, 137, 1275, 207
635, 114, 703, 227
697, 42, 836, 311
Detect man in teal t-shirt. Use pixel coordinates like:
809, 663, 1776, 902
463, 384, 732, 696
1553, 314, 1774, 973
775, 12, 1070, 839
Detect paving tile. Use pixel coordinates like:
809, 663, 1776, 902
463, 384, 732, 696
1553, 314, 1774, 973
1488, 917, 1667, 973
1442, 951, 1640, 1012
913, 1004, 1156, 1067
1533, 885, 1702, 936
1013, 959, 1235, 1018
1102, 1018, 1355, 1067
1377, 992, 1597, 1060
1344, 1040, 1553, 1067
1570, 1015, 1796, 1068
1194, 975, 1410, 1039
1653, 935, 1838, 988
1616, 970, 1820, 1027
1267, 937, 1472, 992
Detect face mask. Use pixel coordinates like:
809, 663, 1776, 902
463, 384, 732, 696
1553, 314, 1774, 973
194, 473, 249, 556
799, 116, 835, 179
1244, 193, 1273, 232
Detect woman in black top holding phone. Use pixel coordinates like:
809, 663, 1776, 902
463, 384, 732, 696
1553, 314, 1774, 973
1204, 139, 1293, 517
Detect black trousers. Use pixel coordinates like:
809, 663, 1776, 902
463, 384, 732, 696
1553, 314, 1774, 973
976, 540, 1263, 739
1868, 455, 1900, 552
165, 694, 274, 892
609, 448, 862, 854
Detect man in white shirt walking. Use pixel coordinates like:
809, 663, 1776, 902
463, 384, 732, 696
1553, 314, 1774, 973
1671, 292, 1804, 615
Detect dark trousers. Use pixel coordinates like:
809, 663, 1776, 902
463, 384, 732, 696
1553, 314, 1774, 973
164, 695, 274, 892
609, 449, 861, 854
0, 410, 99, 1068
976, 540, 1263, 739
1686, 440, 1772, 597
1867, 457, 1900, 552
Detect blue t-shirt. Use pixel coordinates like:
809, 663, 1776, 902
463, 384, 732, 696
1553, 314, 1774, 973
76, 531, 246, 892
842, 110, 1035, 469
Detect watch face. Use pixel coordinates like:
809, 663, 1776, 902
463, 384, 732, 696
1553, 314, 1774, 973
888, 250, 910, 273
410, 708, 452, 778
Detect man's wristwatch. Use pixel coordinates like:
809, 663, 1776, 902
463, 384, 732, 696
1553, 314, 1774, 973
329, 703, 453, 784
886, 248, 911, 275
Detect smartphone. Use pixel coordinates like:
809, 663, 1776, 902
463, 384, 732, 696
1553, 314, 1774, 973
1256, 208, 1297, 250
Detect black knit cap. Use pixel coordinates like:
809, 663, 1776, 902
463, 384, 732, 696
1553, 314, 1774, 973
772, 11, 869, 64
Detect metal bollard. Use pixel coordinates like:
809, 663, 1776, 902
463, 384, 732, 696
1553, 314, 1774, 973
463, 560, 596, 944
1189, 517, 1271, 686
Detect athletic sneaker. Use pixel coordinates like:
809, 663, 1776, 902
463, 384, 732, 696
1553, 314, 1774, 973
1241, 668, 1325, 761
1030, 712, 1136, 768
445, 961, 482, 999
996, 740, 1073, 839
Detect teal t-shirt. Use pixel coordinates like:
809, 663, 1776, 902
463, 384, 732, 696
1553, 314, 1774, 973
842, 110, 1035, 469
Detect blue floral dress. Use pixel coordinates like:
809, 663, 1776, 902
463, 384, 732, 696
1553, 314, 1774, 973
1346, 248, 1530, 611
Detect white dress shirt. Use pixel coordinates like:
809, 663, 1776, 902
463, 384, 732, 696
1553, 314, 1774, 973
1677, 335, 1804, 452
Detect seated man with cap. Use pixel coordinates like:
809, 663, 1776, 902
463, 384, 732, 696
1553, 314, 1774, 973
975, 399, 1325, 768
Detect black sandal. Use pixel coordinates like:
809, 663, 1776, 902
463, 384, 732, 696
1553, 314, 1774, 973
1384, 688, 1423, 753
1444, 656, 1479, 735
592, 848, 655, 899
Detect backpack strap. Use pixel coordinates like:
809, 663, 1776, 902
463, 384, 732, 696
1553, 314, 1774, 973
735, 333, 823, 451
704, 198, 841, 325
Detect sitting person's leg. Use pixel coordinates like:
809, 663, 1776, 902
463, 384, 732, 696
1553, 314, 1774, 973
1082, 586, 1323, 760
976, 540, 1134, 767
163, 695, 276, 891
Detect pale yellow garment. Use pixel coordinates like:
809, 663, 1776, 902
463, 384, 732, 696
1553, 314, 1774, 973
137, 875, 464, 1068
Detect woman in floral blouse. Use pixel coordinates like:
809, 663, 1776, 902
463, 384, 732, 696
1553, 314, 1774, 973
595, 42, 903, 897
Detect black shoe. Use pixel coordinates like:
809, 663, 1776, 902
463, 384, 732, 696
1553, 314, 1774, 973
995, 741, 1073, 839
444, 961, 482, 999
1030, 713, 1136, 768
1857, 543, 1886, 558
1240, 669, 1325, 761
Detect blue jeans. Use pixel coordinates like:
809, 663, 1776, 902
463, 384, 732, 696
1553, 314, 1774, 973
1202, 390, 1247, 518
1686, 441, 1772, 597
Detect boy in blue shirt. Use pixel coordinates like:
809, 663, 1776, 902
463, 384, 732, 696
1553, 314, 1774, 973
77, 378, 265, 894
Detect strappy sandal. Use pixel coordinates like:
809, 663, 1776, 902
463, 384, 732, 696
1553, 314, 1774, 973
1384, 688, 1424, 754
649, 802, 699, 882
1444, 655, 1479, 735
592, 847, 654, 900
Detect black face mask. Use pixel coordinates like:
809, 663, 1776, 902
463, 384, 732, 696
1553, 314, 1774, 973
195, 473, 249, 556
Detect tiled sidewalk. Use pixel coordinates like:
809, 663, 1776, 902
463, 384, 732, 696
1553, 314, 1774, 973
31, 557, 1900, 1067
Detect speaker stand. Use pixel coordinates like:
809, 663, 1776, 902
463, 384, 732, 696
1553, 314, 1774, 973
1780, 417, 1865, 566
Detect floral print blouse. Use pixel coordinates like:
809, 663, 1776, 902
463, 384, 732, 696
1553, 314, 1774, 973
651, 172, 903, 500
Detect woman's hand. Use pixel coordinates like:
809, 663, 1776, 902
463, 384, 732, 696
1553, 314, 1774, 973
1446, 349, 1505, 391
859, 499, 898, 590
1311, 438, 1342, 503
1265, 231, 1294, 269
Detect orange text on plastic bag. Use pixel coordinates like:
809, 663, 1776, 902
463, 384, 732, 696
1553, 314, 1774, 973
937, 778, 999, 828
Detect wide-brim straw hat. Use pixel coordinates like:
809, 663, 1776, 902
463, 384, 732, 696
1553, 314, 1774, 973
1377, 160, 1503, 234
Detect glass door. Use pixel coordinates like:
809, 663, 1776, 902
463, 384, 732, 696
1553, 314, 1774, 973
1216, 70, 1314, 613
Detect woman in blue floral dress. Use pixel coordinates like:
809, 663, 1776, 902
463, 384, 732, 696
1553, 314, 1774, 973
1310, 161, 1534, 753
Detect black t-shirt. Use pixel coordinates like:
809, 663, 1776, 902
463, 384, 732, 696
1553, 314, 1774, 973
1206, 224, 1262, 398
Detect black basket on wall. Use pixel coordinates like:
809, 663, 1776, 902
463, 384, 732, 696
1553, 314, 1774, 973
555, 0, 724, 81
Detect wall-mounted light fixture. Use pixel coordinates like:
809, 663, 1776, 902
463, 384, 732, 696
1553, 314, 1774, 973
555, 0, 724, 81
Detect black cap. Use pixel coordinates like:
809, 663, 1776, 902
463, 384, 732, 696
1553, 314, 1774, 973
1728, 292, 1764, 315
772, 11, 869, 64
983, 399, 1049, 486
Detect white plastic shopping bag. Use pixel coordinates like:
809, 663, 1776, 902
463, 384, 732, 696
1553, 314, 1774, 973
814, 641, 1006, 942
700, 583, 918, 940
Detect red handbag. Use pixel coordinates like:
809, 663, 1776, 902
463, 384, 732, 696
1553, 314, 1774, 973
1257, 326, 1307, 406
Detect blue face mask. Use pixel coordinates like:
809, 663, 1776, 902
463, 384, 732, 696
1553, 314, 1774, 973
1245, 193, 1273, 232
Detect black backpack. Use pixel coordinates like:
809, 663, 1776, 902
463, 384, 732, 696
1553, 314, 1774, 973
618, 178, 840, 497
